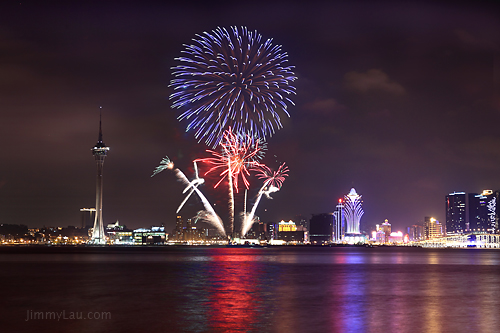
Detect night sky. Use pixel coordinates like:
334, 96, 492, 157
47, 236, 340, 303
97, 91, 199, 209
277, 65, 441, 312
1, 1, 499, 232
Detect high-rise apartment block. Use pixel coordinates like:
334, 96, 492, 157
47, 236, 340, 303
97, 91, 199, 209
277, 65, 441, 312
468, 190, 499, 233
445, 190, 499, 235
445, 192, 466, 233
424, 217, 445, 239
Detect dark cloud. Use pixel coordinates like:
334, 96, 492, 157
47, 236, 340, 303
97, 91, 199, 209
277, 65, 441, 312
343, 69, 406, 95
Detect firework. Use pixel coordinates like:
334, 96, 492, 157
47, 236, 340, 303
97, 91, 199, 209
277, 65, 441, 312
241, 163, 288, 237
195, 129, 264, 236
152, 156, 225, 236
195, 129, 263, 193
175, 168, 225, 236
176, 161, 204, 213
151, 156, 174, 177
254, 162, 289, 189
170, 26, 297, 147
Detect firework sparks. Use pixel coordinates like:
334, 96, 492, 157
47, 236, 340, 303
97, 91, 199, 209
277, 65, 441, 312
195, 129, 264, 236
241, 163, 289, 237
195, 129, 264, 193
151, 156, 225, 236
177, 161, 205, 213
174, 168, 225, 236
170, 26, 297, 147
151, 156, 174, 177
254, 162, 289, 189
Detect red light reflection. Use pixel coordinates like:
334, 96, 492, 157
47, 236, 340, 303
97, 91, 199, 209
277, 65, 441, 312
205, 249, 262, 331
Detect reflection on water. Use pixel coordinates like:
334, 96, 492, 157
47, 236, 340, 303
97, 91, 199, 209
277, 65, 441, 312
205, 250, 262, 331
1, 247, 499, 332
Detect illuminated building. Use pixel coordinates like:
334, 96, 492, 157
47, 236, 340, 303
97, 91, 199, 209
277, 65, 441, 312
278, 220, 297, 232
375, 229, 385, 243
266, 222, 278, 241
172, 215, 184, 240
80, 208, 95, 229
90, 108, 109, 245
388, 231, 403, 243
133, 227, 167, 245
309, 213, 333, 244
380, 219, 391, 243
333, 199, 344, 242
277, 220, 305, 243
106, 222, 133, 245
343, 188, 364, 243
344, 188, 363, 234
407, 225, 424, 241
445, 192, 466, 233
468, 190, 498, 233
424, 217, 445, 239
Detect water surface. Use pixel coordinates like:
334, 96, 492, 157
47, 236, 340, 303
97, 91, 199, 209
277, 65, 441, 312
1, 246, 499, 332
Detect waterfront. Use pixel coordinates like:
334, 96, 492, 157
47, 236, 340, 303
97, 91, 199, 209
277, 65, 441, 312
1, 246, 499, 332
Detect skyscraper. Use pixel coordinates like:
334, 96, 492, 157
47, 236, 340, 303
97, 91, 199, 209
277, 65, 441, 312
333, 199, 344, 242
344, 188, 363, 234
468, 190, 498, 233
309, 213, 334, 244
445, 192, 466, 234
90, 109, 109, 244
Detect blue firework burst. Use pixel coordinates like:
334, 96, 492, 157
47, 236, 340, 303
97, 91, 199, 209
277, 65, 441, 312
170, 26, 297, 147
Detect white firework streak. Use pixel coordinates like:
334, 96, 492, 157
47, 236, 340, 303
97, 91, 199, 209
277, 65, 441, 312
227, 159, 235, 237
176, 162, 204, 213
174, 168, 226, 236
241, 183, 279, 237
176, 178, 204, 213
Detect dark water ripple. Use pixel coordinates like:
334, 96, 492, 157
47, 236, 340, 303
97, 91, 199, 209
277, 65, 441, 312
1, 246, 499, 333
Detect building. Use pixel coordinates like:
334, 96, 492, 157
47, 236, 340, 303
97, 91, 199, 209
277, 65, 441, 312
80, 208, 95, 229
89, 108, 109, 245
333, 199, 344, 242
172, 215, 184, 241
343, 188, 364, 243
106, 221, 133, 245
278, 220, 297, 232
388, 231, 404, 243
407, 225, 424, 241
266, 222, 278, 241
245, 222, 267, 240
344, 188, 363, 234
309, 213, 333, 244
277, 220, 305, 243
133, 227, 167, 245
378, 219, 391, 243
445, 192, 466, 234
294, 215, 308, 230
468, 190, 498, 233
424, 217, 445, 239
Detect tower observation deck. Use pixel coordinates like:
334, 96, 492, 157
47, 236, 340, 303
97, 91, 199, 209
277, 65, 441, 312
90, 107, 109, 244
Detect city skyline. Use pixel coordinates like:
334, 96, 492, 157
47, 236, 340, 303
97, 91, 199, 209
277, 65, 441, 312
1, 1, 500, 231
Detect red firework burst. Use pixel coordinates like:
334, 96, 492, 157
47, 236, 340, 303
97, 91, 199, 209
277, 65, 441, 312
195, 129, 263, 192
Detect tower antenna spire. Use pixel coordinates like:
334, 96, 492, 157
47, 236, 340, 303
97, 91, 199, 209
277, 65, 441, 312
98, 106, 103, 143
90, 106, 109, 245
95, 106, 106, 148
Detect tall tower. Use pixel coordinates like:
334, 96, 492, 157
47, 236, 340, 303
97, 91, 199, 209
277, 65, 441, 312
344, 188, 363, 234
333, 198, 344, 242
90, 107, 109, 244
